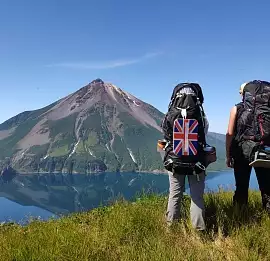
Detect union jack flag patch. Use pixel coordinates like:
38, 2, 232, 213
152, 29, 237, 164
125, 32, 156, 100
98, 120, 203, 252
173, 119, 199, 156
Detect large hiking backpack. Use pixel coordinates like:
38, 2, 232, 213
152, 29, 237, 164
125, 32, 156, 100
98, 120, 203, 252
161, 83, 207, 174
235, 80, 270, 161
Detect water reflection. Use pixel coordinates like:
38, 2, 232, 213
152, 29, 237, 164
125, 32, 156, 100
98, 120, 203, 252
0, 170, 259, 223
0, 172, 169, 217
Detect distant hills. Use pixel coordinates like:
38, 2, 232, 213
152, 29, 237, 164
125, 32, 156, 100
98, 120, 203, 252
0, 79, 226, 173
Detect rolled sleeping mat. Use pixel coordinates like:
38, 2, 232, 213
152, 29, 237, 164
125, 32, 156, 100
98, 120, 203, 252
250, 146, 270, 168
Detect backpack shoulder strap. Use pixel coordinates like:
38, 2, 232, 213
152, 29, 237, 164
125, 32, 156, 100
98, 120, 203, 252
235, 102, 243, 110
198, 102, 207, 146
235, 102, 245, 120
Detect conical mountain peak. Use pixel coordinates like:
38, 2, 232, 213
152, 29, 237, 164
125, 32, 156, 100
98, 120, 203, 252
0, 79, 226, 174
0, 79, 167, 174
90, 78, 104, 85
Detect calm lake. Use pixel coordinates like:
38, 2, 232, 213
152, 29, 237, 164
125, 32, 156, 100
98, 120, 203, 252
0, 170, 260, 224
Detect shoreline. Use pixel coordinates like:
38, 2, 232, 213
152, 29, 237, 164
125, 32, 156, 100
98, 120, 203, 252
13, 168, 229, 175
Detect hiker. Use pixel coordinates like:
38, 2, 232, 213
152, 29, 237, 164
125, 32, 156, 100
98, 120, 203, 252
226, 80, 270, 212
161, 83, 212, 231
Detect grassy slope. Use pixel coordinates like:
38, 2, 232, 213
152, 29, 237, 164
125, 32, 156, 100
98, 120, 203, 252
0, 191, 269, 260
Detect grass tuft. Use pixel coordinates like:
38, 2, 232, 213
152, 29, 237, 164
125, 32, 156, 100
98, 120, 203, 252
0, 190, 269, 260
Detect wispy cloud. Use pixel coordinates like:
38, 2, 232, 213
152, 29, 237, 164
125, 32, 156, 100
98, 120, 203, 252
47, 52, 162, 70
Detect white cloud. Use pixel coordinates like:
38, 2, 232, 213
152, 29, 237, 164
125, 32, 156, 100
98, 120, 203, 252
47, 52, 162, 69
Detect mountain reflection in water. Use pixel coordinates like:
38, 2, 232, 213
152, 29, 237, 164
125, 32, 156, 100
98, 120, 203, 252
0, 170, 259, 223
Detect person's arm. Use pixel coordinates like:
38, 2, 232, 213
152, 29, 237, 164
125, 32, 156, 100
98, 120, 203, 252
226, 106, 237, 167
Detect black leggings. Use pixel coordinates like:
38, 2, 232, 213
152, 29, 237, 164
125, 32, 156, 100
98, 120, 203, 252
233, 159, 270, 212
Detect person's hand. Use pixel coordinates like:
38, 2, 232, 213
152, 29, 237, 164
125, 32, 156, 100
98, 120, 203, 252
226, 157, 234, 168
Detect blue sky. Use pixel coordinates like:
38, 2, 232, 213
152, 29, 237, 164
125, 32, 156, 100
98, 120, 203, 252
1, 0, 270, 133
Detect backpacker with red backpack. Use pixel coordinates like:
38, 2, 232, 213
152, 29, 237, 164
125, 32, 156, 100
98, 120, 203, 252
160, 83, 216, 174
233, 80, 270, 165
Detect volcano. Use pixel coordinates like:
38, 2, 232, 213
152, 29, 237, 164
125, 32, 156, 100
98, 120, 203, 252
0, 79, 226, 173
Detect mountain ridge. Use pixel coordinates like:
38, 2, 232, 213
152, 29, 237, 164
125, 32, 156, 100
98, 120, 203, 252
0, 79, 226, 173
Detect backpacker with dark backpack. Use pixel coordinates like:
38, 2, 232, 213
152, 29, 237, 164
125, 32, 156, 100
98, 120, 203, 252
233, 80, 270, 162
161, 83, 213, 174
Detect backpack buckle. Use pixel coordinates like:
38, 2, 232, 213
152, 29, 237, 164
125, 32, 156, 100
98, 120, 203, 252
164, 159, 173, 168
195, 162, 206, 173
180, 108, 187, 119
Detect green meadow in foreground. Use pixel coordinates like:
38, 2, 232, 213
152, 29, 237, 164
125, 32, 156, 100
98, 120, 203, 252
0, 191, 269, 261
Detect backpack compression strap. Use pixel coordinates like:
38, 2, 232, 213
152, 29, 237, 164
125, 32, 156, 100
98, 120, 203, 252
197, 98, 207, 147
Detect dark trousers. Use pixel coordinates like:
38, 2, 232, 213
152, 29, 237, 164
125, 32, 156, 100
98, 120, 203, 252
233, 159, 270, 212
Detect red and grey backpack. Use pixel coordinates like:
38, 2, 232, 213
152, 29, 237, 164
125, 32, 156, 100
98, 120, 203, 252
234, 80, 270, 161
